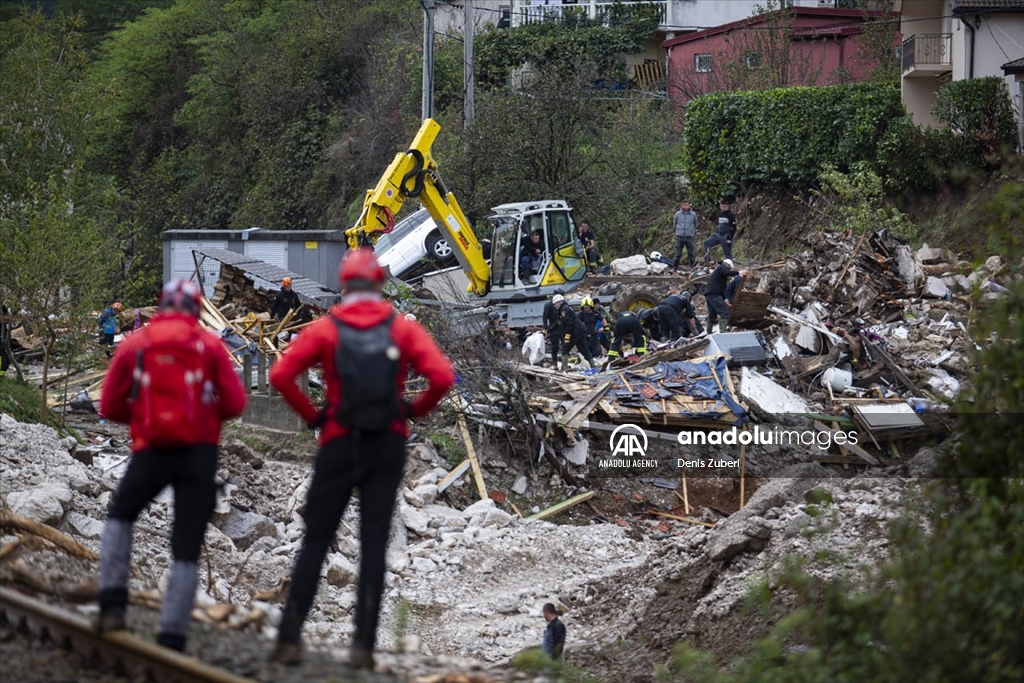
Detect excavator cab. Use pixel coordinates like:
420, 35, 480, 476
485, 200, 587, 297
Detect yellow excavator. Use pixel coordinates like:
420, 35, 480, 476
344, 119, 590, 326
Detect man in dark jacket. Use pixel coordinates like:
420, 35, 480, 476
541, 603, 566, 660
271, 277, 301, 322
268, 249, 455, 669
703, 200, 737, 261
578, 297, 603, 358
607, 311, 648, 359
704, 259, 751, 333
662, 291, 702, 337
553, 295, 594, 371
96, 280, 247, 652
542, 288, 565, 366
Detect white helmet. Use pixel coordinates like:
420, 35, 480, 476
722, 258, 734, 268
650, 251, 662, 261
552, 294, 565, 305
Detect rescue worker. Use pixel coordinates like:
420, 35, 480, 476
95, 280, 247, 652
542, 288, 566, 366
479, 311, 510, 353
593, 299, 613, 352
98, 302, 123, 345
576, 222, 600, 274
577, 297, 603, 359
661, 291, 702, 337
704, 259, 751, 333
639, 307, 662, 342
541, 603, 567, 661
607, 311, 648, 359
268, 248, 454, 669
703, 199, 737, 261
552, 294, 594, 372
725, 272, 744, 306
271, 277, 301, 322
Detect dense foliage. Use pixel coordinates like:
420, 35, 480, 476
681, 82, 903, 201
932, 76, 1018, 167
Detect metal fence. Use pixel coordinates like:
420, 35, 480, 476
902, 33, 951, 73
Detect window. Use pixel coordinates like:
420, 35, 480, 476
695, 53, 712, 73
746, 51, 762, 69
498, 7, 511, 29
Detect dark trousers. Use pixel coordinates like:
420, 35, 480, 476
703, 234, 733, 260
548, 332, 561, 366
561, 332, 595, 366
673, 236, 695, 267
657, 305, 682, 340
706, 294, 731, 330
278, 431, 406, 651
586, 333, 602, 359
100, 445, 218, 611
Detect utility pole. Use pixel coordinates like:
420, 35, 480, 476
422, 0, 436, 120
464, 0, 475, 128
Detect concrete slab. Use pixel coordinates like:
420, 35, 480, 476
739, 367, 810, 415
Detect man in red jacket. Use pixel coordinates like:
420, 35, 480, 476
269, 248, 454, 669
96, 280, 246, 652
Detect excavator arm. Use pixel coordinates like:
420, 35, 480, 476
345, 118, 490, 297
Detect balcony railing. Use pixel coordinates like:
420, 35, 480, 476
902, 33, 951, 74
511, 1, 669, 29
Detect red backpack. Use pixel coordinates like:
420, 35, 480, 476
131, 327, 209, 448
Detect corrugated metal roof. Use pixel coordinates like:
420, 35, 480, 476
952, 0, 1024, 12
191, 246, 339, 309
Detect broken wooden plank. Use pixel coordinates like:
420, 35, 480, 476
437, 459, 471, 493
558, 379, 614, 430
812, 421, 879, 465
768, 306, 845, 345
456, 417, 488, 501
863, 340, 925, 398
645, 510, 715, 528
525, 491, 596, 521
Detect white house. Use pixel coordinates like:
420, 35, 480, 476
895, 0, 1024, 128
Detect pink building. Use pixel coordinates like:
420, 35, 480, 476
664, 7, 899, 106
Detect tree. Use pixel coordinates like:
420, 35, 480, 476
0, 9, 120, 419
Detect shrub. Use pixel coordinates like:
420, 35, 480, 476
682, 82, 903, 202
932, 76, 1017, 166
875, 116, 934, 194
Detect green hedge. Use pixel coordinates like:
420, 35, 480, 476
682, 82, 903, 200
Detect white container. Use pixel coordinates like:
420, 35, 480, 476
822, 367, 853, 392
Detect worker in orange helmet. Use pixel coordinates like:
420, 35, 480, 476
271, 277, 300, 322
268, 248, 455, 669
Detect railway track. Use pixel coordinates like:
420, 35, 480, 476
0, 586, 256, 683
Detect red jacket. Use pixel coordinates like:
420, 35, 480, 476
270, 298, 455, 444
101, 312, 247, 452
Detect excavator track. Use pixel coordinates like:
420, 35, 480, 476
0, 586, 256, 683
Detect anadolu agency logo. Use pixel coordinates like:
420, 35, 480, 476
609, 424, 647, 457
600, 425, 658, 469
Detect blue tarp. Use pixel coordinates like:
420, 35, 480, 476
603, 356, 749, 426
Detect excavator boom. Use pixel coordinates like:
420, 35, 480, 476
345, 119, 490, 297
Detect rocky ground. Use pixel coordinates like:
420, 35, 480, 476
0, 408, 940, 682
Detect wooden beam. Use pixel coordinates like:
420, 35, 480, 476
437, 459, 471, 493
525, 491, 595, 521
645, 510, 715, 528
863, 339, 925, 398
456, 417, 488, 501
812, 421, 879, 465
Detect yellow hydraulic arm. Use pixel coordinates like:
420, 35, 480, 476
345, 118, 490, 297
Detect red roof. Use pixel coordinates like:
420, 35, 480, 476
663, 7, 891, 49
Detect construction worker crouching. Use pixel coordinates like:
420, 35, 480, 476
607, 310, 648, 359
268, 248, 454, 669
95, 281, 247, 652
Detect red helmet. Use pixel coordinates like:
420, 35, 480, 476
339, 248, 385, 285
159, 279, 202, 316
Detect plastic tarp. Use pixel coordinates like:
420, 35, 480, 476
605, 356, 749, 425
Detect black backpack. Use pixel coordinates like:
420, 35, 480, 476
331, 315, 401, 433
